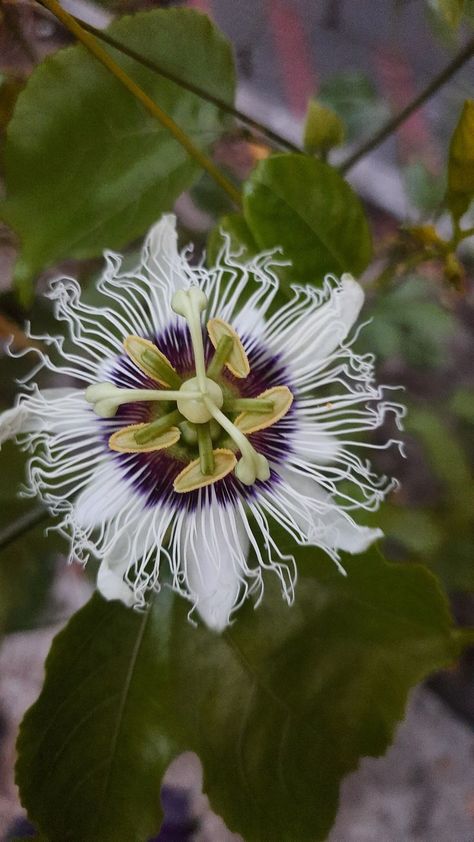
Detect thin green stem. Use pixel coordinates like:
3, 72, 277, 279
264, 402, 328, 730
458, 225, 474, 241
223, 397, 274, 412
134, 409, 183, 444
207, 334, 233, 380
197, 423, 215, 475
72, 16, 301, 154
140, 349, 182, 389
36, 0, 242, 208
340, 37, 474, 174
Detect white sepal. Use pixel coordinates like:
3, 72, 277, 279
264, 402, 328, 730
181, 501, 249, 631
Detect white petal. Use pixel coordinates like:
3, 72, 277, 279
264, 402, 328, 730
96, 506, 158, 607
0, 387, 79, 446
333, 274, 365, 342
232, 301, 266, 350
265, 275, 364, 375
281, 467, 382, 554
73, 458, 141, 529
309, 275, 365, 360
143, 214, 188, 298
290, 417, 341, 466
40, 387, 80, 401
97, 560, 135, 607
183, 504, 249, 632
0, 405, 35, 445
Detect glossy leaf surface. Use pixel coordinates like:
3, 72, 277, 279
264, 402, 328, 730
243, 154, 372, 283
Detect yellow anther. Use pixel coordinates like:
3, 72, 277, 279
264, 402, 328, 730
173, 448, 237, 493
109, 424, 180, 453
207, 318, 250, 379
123, 336, 180, 388
235, 386, 293, 434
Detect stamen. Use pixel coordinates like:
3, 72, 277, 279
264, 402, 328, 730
180, 421, 198, 445
109, 424, 180, 453
207, 334, 233, 380
235, 386, 293, 434
171, 288, 208, 392
173, 448, 236, 493
197, 423, 215, 475
223, 397, 274, 413
207, 318, 250, 378
203, 396, 270, 486
134, 409, 183, 445
85, 382, 199, 418
124, 336, 181, 389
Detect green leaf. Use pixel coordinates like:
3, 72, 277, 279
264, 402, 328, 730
446, 99, 474, 220
451, 386, 474, 423
303, 98, 345, 155
17, 547, 455, 842
430, 531, 474, 593
358, 275, 456, 367
17, 595, 169, 842
378, 506, 443, 556
403, 161, 446, 215
243, 154, 372, 283
406, 406, 474, 518
1, 8, 235, 301
318, 72, 390, 144
427, 0, 465, 27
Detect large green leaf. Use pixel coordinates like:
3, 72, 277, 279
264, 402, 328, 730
243, 154, 372, 284
16, 547, 455, 842
1, 8, 235, 300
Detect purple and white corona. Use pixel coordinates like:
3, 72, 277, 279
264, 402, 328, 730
0, 215, 403, 630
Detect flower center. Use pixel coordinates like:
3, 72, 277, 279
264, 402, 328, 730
85, 288, 294, 492
177, 376, 223, 423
